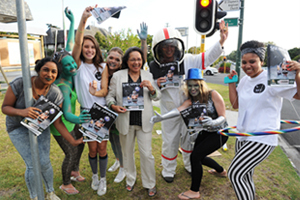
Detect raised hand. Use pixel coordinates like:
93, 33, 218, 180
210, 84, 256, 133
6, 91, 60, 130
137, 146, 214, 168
64, 7, 74, 22
137, 22, 148, 40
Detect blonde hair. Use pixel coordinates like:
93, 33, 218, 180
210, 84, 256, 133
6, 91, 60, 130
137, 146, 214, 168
183, 79, 210, 103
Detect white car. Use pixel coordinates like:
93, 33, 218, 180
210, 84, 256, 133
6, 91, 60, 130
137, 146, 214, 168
204, 66, 218, 76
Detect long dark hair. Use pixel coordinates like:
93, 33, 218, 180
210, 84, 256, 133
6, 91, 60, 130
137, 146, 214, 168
80, 35, 104, 70
121, 47, 145, 70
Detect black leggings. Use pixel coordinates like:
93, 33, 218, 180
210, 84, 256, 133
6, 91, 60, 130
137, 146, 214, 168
190, 130, 228, 192
53, 124, 85, 185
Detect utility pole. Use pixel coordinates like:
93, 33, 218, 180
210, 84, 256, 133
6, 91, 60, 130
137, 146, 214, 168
235, 0, 244, 83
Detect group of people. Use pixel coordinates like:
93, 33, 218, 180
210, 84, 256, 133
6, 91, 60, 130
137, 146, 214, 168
2, 4, 300, 200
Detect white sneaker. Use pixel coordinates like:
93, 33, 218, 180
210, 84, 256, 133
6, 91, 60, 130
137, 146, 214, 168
91, 174, 99, 191
108, 160, 120, 172
114, 167, 126, 183
45, 192, 61, 200
97, 177, 107, 196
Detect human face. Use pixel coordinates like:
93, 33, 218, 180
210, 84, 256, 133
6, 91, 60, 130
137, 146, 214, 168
241, 53, 263, 78
38, 61, 58, 85
127, 51, 143, 74
82, 39, 96, 63
187, 80, 200, 97
107, 51, 122, 72
162, 45, 175, 60
61, 55, 77, 77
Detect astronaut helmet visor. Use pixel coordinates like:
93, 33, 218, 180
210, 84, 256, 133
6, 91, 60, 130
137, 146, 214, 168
154, 38, 184, 64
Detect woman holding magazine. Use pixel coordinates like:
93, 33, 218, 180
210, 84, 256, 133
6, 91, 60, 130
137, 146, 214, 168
1, 57, 83, 200
151, 68, 228, 200
106, 47, 161, 197
49, 7, 91, 195
72, 5, 109, 196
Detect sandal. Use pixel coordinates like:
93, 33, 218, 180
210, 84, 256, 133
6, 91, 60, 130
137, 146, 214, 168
178, 192, 200, 199
70, 175, 86, 182
59, 185, 79, 195
148, 187, 157, 197
208, 169, 227, 177
126, 184, 134, 192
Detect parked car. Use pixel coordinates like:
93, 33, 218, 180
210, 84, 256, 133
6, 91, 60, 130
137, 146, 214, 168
204, 66, 218, 75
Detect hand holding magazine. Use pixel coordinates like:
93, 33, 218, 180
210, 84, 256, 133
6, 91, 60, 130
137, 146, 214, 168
21, 95, 62, 136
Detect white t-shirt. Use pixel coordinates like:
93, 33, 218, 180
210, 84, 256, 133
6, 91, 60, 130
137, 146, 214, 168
236, 70, 297, 146
74, 61, 106, 109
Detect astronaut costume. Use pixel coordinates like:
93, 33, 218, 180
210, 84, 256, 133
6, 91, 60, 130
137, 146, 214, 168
150, 27, 224, 182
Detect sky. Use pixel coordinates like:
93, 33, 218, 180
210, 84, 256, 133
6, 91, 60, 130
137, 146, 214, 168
22, 0, 300, 55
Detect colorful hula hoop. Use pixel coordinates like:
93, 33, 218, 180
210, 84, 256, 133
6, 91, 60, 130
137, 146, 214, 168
217, 120, 300, 136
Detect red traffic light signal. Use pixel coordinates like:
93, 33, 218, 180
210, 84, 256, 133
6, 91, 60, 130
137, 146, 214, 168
194, 0, 216, 35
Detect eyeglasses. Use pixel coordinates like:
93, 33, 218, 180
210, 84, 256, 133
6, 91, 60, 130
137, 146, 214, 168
129, 58, 142, 62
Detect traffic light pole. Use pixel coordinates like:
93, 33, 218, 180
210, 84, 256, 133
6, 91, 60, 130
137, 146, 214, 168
200, 35, 205, 53
235, 0, 244, 83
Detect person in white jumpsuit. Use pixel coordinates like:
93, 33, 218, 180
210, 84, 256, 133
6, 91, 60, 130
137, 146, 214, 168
149, 21, 228, 183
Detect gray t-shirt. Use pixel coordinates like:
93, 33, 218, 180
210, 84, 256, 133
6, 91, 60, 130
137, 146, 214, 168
5, 77, 64, 132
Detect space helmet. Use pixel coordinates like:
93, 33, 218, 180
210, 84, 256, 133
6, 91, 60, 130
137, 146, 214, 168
152, 27, 185, 65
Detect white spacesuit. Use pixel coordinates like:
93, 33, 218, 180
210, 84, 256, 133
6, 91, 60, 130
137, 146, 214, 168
150, 27, 224, 183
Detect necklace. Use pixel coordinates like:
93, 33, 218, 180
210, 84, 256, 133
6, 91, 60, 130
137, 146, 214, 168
32, 77, 50, 98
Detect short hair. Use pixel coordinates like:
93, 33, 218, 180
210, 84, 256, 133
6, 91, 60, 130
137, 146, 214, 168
34, 57, 61, 79
108, 47, 124, 57
121, 47, 145, 69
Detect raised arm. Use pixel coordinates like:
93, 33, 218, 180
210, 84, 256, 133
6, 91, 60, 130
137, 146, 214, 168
289, 60, 300, 100
72, 5, 97, 68
64, 7, 75, 52
137, 22, 148, 62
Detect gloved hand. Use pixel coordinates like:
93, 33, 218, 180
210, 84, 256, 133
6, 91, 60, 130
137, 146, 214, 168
65, 7, 74, 22
150, 108, 179, 124
201, 116, 225, 127
137, 22, 148, 40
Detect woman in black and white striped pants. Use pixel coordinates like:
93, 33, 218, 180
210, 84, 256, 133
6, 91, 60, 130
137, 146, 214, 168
227, 40, 300, 200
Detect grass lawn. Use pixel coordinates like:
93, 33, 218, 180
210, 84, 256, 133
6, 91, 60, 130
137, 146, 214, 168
1, 83, 300, 200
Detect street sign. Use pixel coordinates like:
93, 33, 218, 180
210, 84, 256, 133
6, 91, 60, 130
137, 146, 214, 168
219, 0, 240, 12
224, 18, 238, 27
175, 27, 189, 37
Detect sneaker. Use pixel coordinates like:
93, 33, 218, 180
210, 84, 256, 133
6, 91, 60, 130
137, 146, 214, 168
108, 160, 120, 172
45, 192, 61, 200
91, 174, 99, 191
114, 167, 126, 183
97, 177, 107, 196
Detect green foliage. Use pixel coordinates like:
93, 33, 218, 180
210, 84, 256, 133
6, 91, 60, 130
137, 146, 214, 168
188, 46, 201, 54
288, 47, 300, 60
227, 50, 237, 62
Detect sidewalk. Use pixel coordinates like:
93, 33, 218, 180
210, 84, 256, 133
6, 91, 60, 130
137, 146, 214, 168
153, 101, 300, 176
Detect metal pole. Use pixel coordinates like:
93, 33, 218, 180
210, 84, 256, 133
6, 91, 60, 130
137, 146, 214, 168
235, 0, 244, 83
15, 0, 45, 199
200, 35, 206, 76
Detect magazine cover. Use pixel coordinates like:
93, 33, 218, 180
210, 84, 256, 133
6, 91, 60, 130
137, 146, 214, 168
159, 61, 184, 90
91, 6, 126, 24
180, 102, 208, 133
122, 82, 144, 110
21, 95, 62, 136
267, 44, 295, 86
79, 102, 118, 143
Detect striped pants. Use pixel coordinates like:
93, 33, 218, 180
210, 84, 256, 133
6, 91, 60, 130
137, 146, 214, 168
228, 140, 275, 200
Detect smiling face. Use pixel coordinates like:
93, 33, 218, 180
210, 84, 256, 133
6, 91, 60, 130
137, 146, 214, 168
241, 53, 263, 78
187, 80, 200, 97
162, 45, 175, 61
38, 61, 58, 85
127, 51, 143, 74
61, 55, 77, 77
82, 39, 96, 63
107, 51, 122, 72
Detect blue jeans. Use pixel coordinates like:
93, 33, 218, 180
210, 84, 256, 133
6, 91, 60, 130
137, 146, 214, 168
9, 126, 54, 199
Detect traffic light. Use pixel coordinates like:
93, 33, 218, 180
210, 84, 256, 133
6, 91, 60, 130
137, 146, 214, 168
194, 0, 227, 37
194, 0, 216, 36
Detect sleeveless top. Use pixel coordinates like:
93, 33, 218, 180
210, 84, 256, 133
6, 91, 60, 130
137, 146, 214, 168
50, 83, 77, 136
204, 90, 228, 132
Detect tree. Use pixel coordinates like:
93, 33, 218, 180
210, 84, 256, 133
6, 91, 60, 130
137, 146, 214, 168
288, 47, 300, 60
227, 50, 237, 62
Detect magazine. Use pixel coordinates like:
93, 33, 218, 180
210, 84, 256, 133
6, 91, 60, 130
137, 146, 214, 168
122, 82, 144, 110
180, 102, 208, 134
79, 102, 118, 143
267, 44, 295, 86
91, 6, 126, 24
159, 61, 184, 90
21, 95, 62, 136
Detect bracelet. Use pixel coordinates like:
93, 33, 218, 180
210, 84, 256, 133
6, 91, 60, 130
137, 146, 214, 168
150, 89, 156, 95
